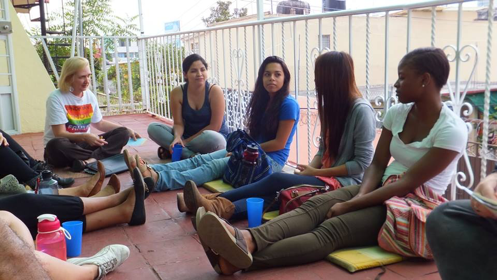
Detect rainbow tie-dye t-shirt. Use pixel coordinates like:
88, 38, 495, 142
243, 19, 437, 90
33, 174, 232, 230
64, 104, 94, 133
44, 89, 103, 146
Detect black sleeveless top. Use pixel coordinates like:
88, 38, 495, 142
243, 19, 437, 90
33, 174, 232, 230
181, 82, 229, 139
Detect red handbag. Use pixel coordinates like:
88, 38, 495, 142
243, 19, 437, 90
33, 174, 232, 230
277, 184, 331, 214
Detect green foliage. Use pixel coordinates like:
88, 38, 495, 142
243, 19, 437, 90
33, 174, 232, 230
202, 1, 248, 26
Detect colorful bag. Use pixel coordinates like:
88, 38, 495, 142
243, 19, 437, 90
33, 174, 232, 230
223, 129, 272, 188
377, 175, 447, 259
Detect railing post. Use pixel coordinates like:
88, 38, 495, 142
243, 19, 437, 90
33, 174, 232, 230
481, 0, 495, 180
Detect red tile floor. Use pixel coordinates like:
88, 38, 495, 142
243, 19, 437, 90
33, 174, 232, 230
13, 113, 441, 280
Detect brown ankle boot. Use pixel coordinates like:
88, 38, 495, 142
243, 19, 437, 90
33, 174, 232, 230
177, 193, 190, 213
184, 181, 235, 220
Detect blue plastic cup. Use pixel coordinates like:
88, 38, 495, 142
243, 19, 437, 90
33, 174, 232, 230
62, 221, 83, 258
171, 144, 183, 162
246, 198, 264, 228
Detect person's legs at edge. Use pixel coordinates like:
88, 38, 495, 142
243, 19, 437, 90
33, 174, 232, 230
0, 211, 98, 280
184, 130, 227, 157
427, 200, 497, 280
0, 144, 39, 184
220, 173, 325, 220
0, 129, 39, 167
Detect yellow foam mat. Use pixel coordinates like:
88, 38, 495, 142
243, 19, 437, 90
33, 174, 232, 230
202, 179, 234, 193
262, 210, 279, 221
326, 246, 404, 273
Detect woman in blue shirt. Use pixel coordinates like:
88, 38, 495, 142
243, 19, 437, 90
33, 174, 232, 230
125, 56, 300, 195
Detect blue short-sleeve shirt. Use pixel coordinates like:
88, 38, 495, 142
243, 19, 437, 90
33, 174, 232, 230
255, 95, 300, 165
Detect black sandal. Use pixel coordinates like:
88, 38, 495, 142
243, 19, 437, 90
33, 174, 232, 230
157, 147, 171, 160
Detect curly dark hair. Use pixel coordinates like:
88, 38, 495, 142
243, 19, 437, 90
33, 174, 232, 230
246, 56, 291, 140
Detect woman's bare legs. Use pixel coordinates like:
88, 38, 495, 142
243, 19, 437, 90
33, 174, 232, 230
84, 178, 145, 232
80, 188, 131, 215
91, 174, 120, 197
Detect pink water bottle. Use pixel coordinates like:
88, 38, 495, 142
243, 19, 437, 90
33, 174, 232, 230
36, 214, 68, 261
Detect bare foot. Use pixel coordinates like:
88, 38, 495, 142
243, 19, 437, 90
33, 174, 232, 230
121, 188, 136, 223
91, 175, 121, 197
87, 161, 105, 197
218, 256, 241, 275
218, 219, 256, 254
135, 155, 158, 184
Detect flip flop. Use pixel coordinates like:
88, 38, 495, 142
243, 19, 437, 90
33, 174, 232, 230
195, 207, 222, 274
197, 212, 253, 269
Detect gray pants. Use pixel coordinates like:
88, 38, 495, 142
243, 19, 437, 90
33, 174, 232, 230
427, 200, 497, 280
147, 122, 226, 158
247, 185, 387, 270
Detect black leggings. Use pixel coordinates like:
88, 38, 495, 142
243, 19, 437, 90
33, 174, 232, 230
0, 193, 85, 239
0, 130, 38, 183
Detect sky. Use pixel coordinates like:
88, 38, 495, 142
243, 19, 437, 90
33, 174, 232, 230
18, 0, 487, 36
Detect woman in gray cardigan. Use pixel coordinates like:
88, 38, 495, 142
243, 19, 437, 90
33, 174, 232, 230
181, 51, 376, 220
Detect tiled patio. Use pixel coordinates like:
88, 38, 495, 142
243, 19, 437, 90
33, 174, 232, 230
13, 113, 441, 280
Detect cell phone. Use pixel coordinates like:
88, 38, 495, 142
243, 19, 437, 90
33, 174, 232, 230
460, 187, 497, 213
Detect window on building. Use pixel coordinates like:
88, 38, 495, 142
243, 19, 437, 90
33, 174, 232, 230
319, 35, 331, 50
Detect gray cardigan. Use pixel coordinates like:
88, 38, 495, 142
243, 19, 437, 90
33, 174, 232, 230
316, 98, 376, 186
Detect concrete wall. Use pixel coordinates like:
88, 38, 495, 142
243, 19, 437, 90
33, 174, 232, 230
9, 2, 55, 133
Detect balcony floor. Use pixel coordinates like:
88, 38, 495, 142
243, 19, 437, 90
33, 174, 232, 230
13, 113, 441, 280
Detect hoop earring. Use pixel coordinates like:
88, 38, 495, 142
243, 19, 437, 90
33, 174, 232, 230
69, 86, 74, 92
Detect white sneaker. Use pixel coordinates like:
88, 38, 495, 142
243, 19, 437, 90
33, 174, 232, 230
67, 244, 130, 280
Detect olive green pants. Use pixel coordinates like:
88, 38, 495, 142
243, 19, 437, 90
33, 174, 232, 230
247, 185, 387, 270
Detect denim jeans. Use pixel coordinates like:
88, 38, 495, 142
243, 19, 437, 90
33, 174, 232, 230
220, 173, 325, 220
150, 149, 284, 191
147, 122, 226, 158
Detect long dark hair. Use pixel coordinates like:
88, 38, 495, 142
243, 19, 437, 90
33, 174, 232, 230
315, 51, 361, 160
246, 56, 291, 139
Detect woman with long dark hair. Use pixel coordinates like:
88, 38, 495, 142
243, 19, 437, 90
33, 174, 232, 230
182, 51, 376, 219
148, 54, 229, 159
195, 47, 468, 275
126, 56, 300, 195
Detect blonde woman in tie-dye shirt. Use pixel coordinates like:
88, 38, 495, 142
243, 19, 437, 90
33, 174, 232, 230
43, 57, 139, 172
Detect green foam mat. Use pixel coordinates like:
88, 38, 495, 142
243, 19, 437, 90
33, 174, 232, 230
326, 246, 404, 273
202, 179, 234, 193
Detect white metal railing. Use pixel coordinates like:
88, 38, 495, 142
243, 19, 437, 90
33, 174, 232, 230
139, 0, 496, 200
31, 35, 145, 115
30, 0, 496, 199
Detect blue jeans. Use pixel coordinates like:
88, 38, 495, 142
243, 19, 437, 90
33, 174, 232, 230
147, 122, 226, 158
150, 149, 284, 191
220, 172, 325, 220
